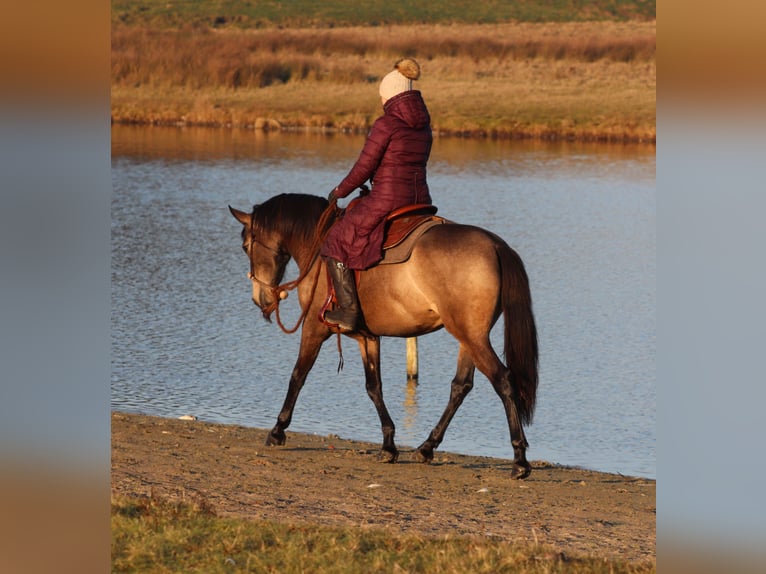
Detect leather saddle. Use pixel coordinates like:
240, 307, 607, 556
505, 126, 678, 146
383, 203, 439, 249
341, 195, 445, 255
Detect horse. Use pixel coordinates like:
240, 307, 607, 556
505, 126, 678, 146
229, 192, 539, 479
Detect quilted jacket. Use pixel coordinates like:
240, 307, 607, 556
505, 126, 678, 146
320, 90, 433, 269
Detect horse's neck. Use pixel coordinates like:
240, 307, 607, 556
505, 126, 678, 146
282, 213, 326, 274
286, 239, 318, 275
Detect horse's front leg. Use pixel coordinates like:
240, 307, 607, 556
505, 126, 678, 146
266, 328, 329, 446
358, 336, 398, 462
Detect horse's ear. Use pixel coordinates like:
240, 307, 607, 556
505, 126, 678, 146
229, 206, 251, 226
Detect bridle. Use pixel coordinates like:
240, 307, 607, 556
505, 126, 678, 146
239, 193, 361, 370
246, 216, 321, 334
247, 234, 283, 289
247, 215, 289, 291
244, 199, 342, 334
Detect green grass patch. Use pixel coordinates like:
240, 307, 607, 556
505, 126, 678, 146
112, 495, 655, 573
113, 0, 656, 28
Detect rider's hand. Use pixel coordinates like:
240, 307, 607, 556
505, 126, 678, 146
328, 188, 337, 202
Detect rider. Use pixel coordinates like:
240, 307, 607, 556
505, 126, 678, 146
320, 58, 433, 332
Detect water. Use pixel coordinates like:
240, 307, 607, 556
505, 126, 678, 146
111, 125, 655, 478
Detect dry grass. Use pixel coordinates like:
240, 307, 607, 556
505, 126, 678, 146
111, 22, 656, 142
112, 494, 656, 573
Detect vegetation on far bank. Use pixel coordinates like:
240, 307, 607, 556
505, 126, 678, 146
113, 0, 655, 28
112, 21, 655, 142
112, 494, 656, 573
111, 2, 654, 141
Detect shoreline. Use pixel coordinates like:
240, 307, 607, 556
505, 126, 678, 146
113, 408, 653, 480
112, 411, 656, 563
111, 118, 656, 145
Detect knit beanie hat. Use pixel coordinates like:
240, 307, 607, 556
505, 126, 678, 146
379, 58, 421, 103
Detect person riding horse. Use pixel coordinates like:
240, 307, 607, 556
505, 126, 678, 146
320, 58, 433, 332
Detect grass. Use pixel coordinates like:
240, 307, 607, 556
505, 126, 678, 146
112, 495, 656, 573
111, 21, 656, 142
112, 0, 655, 28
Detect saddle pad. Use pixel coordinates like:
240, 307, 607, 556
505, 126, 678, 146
380, 216, 448, 265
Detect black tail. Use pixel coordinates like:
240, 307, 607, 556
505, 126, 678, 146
495, 239, 538, 425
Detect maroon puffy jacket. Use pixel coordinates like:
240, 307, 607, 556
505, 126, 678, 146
320, 90, 433, 270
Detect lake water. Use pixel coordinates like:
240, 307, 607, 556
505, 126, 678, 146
111, 125, 656, 478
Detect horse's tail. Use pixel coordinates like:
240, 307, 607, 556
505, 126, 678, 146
494, 237, 539, 425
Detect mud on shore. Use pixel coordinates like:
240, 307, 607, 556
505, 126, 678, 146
111, 412, 655, 563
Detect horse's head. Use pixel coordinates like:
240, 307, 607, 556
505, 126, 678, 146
229, 205, 290, 319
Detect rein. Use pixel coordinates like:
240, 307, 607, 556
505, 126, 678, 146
250, 199, 341, 334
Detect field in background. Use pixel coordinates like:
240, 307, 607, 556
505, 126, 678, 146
111, 1, 655, 142
111, 0, 656, 143
112, 21, 655, 142
112, 0, 656, 28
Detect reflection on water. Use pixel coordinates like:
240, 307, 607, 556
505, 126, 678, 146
111, 124, 655, 187
111, 124, 655, 478
403, 380, 419, 440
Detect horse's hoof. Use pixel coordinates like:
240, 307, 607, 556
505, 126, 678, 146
511, 464, 531, 480
265, 430, 286, 446
378, 449, 399, 464
413, 446, 434, 464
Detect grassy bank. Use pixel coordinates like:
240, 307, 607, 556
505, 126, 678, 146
112, 495, 655, 573
111, 22, 655, 142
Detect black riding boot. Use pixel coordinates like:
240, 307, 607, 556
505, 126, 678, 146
324, 258, 361, 332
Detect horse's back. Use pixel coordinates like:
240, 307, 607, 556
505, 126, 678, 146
409, 223, 506, 297
412, 222, 503, 260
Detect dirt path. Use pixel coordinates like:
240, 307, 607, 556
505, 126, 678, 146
111, 412, 655, 564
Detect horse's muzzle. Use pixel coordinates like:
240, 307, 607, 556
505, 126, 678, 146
252, 295, 274, 321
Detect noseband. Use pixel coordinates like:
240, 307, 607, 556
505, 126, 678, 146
247, 218, 283, 291
247, 240, 282, 289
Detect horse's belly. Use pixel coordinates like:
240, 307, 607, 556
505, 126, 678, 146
363, 310, 443, 338
358, 264, 443, 336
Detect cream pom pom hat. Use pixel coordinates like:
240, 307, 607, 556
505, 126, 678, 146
379, 58, 421, 103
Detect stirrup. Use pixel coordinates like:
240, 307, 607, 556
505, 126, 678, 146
324, 309, 359, 332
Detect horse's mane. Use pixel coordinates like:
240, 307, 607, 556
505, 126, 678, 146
251, 193, 329, 243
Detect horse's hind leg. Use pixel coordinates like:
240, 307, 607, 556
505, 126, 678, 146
493, 371, 531, 479
358, 336, 398, 462
414, 346, 475, 463
471, 347, 531, 479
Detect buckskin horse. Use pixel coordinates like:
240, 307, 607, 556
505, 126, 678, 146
229, 192, 538, 478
